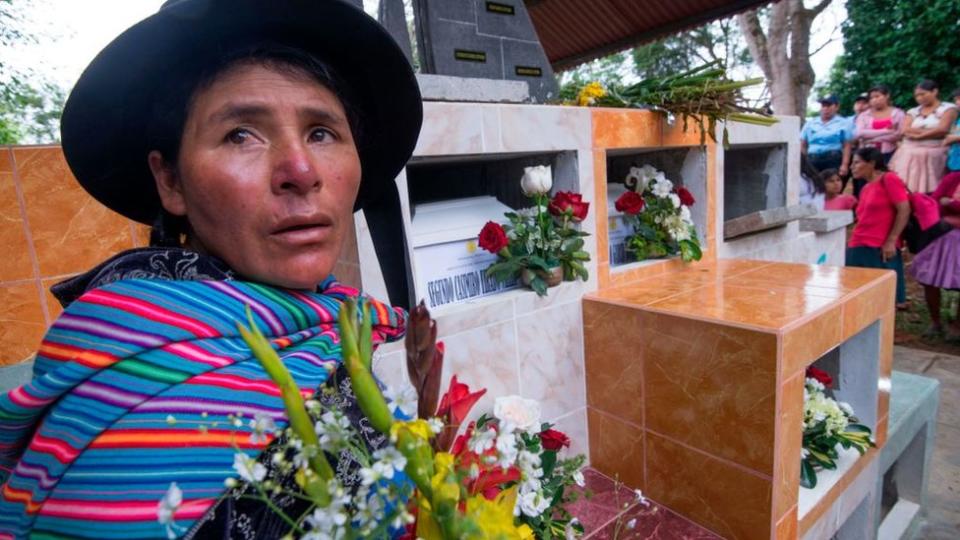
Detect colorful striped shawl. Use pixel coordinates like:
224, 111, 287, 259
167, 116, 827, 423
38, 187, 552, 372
0, 278, 405, 539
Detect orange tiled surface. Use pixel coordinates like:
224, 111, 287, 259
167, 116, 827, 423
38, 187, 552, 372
584, 259, 894, 540
590, 109, 718, 289
0, 145, 367, 366
0, 146, 147, 365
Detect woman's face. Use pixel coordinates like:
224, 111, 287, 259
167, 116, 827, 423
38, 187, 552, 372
914, 86, 938, 106
824, 175, 842, 196
869, 91, 888, 110
851, 154, 874, 179
149, 63, 361, 290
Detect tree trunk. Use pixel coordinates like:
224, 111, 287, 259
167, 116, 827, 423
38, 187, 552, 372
737, 0, 833, 118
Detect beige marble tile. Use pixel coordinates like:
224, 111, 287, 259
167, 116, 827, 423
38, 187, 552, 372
437, 320, 520, 423
432, 293, 515, 336
414, 102, 485, 156
498, 104, 591, 151
513, 280, 589, 316
481, 106, 502, 153
550, 407, 589, 463
516, 301, 585, 420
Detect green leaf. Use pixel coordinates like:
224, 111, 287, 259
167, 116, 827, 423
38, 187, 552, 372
679, 239, 702, 262
800, 459, 817, 489
530, 277, 548, 297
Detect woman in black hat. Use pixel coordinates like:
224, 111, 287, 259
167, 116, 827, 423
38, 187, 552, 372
0, 1, 422, 538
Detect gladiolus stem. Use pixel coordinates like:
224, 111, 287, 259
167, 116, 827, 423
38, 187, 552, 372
237, 307, 333, 502
339, 299, 394, 434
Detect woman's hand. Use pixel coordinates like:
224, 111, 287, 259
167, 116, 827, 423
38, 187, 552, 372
941, 197, 953, 206
881, 239, 897, 262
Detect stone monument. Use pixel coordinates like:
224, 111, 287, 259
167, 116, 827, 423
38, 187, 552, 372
410, 0, 559, 102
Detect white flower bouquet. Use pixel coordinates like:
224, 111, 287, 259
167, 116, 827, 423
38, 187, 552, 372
612, 165, 702, 262
800, 367, 875, 489
157, 300, 586, 539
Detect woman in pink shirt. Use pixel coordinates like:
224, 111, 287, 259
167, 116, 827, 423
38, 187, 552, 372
821, 169, 857, 211
855, 85, 905, 166
846, 148, 911, 308
909, 171, 960, 338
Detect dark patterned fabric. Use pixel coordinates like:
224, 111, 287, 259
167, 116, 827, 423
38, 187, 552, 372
50, 247, 235, 308
184, 365, 390, 539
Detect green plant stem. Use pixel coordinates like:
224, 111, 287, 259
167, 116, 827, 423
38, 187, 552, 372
237, 307, 334, 505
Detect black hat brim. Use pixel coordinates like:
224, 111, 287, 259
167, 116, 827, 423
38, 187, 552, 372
60, 0, 422, 224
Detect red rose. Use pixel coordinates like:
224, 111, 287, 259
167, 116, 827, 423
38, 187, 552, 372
676, 187, 695, 206
806, 366, 833, 388
548, 191, 590, 222
478, 221, 508, 253
615, 191, 645, 215
539, 428, 571, 451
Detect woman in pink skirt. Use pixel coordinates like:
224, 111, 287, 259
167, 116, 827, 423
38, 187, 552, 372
910, 171, 960, 339
890, 80, 958, 193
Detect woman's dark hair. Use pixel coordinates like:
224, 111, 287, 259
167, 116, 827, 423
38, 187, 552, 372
855, 146, 887, 171
819, 168, 840, 184
916, 79, 939, 92
800, 154, 825, 193
145, 43, 363, 247
868, 84, 890, 96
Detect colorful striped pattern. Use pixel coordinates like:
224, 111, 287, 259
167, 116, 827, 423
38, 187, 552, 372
0, 278, 405, 539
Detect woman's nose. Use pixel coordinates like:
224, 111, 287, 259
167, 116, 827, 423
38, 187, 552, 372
270, 142, 321, 194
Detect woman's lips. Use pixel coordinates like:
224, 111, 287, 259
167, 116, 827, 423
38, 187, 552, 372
270, 214, 334, 245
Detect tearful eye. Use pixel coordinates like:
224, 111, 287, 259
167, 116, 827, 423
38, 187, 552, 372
309, 128, 335, 143
226, 128, 252, 145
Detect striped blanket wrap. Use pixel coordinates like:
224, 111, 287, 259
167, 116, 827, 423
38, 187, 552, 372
0, 278, 406, 539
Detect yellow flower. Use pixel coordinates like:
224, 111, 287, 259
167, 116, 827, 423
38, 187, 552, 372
390, 419, 433, 443
431, 452, 461, 504
577, 81, 606, 106
465, 487, 531, 539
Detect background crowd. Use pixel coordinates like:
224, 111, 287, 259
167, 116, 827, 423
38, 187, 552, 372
800, 79, 960, 340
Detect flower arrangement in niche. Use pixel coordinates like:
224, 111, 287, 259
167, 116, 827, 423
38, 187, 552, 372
800, 366, 876, 489
613, 164, 702, 263
478, 165, 591, 296
158, 299, 587, 538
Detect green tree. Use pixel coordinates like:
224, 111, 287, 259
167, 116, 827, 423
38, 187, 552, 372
0, 0, 65, 144
824, 0, 960, 112
632, 18, 751, 81
558, 18, 752, 100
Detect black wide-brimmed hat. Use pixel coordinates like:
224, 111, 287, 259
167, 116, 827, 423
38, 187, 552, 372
60, 0, 423, 225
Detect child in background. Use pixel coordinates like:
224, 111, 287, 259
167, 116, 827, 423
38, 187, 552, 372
822, 168, 857, 211
945, 88, 960, 173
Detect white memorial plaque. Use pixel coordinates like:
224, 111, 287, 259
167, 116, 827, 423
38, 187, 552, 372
606, 183, 633, 266
411, 196, 519, 309
415, 240, 518, 308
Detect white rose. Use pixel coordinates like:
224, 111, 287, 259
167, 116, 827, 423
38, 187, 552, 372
625, 166, 651, 192
652, 177, 673, 198
668, 193, 681, 209
494, 395, 542, 434
520, 165, 553, 195
516, 489, 551, 517
680, 205, 692, 224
